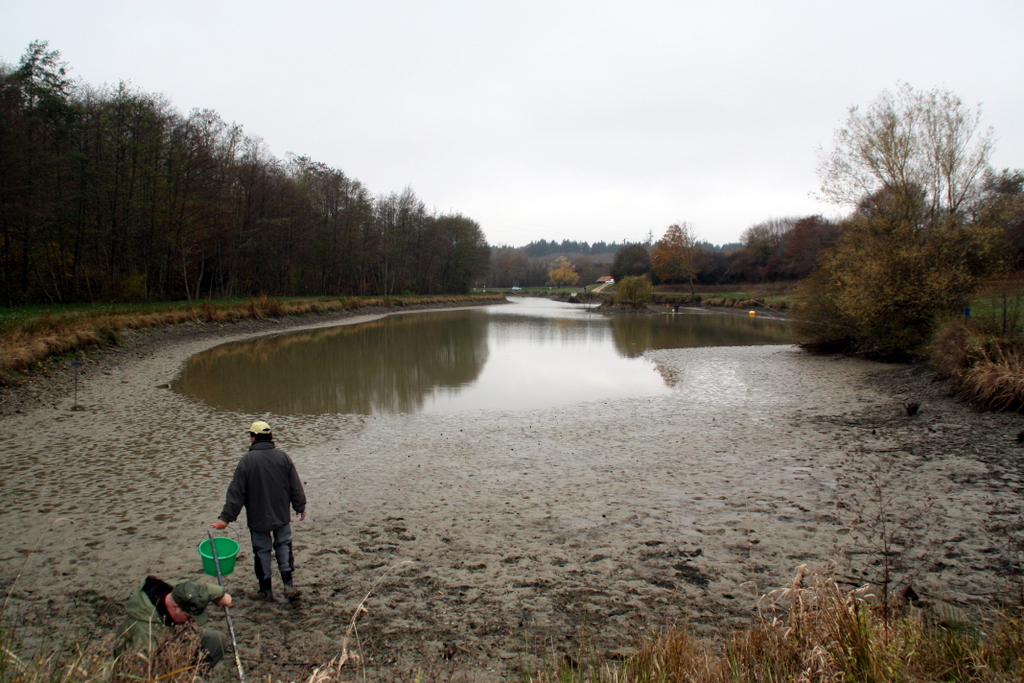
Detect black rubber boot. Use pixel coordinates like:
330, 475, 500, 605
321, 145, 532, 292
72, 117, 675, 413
281, 571, 300, 599
253, 556, 273, 600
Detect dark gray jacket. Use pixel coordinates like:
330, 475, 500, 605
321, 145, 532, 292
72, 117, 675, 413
218, 441, 306, 532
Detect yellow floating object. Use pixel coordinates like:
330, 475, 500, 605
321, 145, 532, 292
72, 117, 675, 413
748, 310, 756, 317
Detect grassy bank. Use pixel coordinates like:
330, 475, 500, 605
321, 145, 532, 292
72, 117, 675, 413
3, 572, 1022, 683
0, 294, 504, 384
651, 282, 803, 314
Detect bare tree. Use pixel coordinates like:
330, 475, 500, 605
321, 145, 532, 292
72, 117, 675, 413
799, 85, 999, 358
817, 82, 993, 220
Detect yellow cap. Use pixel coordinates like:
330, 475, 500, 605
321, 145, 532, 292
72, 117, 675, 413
249, 420, 272, 434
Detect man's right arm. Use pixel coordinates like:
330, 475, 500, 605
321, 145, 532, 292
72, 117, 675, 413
216, 460, 247, 525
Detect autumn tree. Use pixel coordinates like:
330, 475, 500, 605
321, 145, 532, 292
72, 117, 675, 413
651, 222, 699, 294
817, 82, 993, 218
0, 41, 79, 305
798, 84, 999, 358
548, 257, 579, 287
429, 213, 490, 293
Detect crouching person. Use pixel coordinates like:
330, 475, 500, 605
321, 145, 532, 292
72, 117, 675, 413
117, 577, 232, 669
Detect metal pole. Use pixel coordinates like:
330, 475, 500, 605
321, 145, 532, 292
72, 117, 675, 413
207, 531, 246, 683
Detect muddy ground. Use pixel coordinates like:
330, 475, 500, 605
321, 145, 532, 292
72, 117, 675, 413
1, 305, 1023, 682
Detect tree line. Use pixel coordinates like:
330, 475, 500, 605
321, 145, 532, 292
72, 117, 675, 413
648, 215, 846, 286
516, 159, 1021, 299
0, 42, 490, 307
489, 223, 836, 290
521, 239, 621, 258
490, 207, 856, 288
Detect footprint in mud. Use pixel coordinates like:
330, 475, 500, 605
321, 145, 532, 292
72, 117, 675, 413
673, 562, 711, 588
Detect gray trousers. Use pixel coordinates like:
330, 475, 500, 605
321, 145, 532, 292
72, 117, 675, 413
200, 629, 229, 667
250, 524, 293, 580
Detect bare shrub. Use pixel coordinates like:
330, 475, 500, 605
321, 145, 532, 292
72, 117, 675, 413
834, 447, 937, 619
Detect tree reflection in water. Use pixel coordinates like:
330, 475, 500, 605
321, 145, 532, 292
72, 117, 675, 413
174, 312, 488, 414
609, 311, 795, 358
172, 300, 796, 415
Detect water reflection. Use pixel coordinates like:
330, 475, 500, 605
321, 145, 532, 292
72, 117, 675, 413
172, 298, 796, 415
610, 309, 795, 358
174, 311, 489, 414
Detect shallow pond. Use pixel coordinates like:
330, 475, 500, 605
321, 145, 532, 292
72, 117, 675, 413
172, 297, 795, 415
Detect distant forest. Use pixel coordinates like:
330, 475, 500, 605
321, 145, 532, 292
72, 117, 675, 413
0, 42, 490, 306
492, 175, 1024, 288
517, 238, 741, 258
487, 217, 843, 289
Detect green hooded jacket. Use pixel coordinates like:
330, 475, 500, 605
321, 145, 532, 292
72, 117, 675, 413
118, 577, 225, 652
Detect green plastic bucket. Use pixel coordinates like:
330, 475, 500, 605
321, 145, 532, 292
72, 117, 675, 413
198, 537, 239, 577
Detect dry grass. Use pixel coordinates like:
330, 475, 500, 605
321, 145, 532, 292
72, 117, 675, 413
0, 294, 503, 385
528, 570, 1024, 683
959, 348, 1024, 412
1, 516, 206, 683
110, 633, 205, 683
932, 322, 1024, 412
0, 628, 209, 683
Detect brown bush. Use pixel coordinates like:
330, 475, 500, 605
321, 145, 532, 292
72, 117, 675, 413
932, 322, 1024, 412
959, 349, 1024, 412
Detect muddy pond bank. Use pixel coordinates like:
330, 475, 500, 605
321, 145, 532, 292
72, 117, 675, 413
1, 305, 1023, 682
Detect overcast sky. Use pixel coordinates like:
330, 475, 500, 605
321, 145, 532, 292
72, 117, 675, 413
2, 1, 1022, 248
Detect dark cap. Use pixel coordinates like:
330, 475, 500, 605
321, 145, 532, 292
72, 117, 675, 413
171, 580, 211, 618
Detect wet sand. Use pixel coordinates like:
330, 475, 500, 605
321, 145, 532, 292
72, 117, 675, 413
1, 308, 1023, 681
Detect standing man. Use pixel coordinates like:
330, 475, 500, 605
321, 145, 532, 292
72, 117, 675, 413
212, 420, 306, 600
